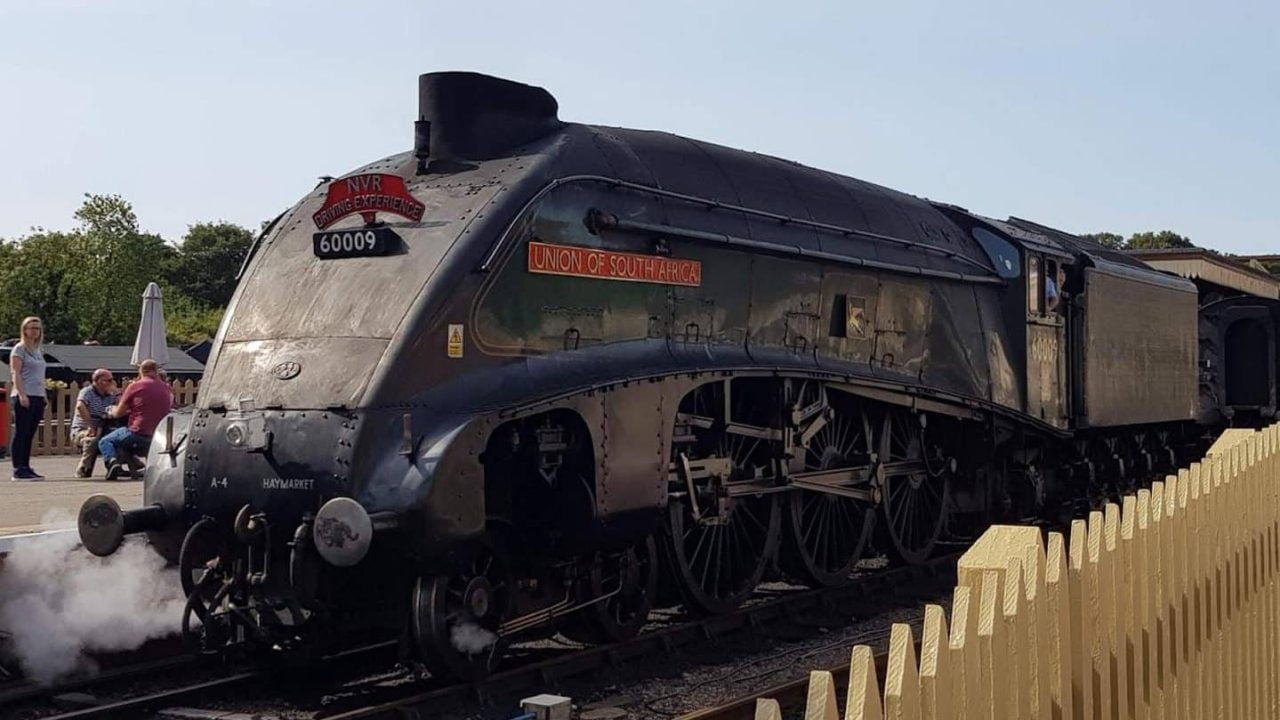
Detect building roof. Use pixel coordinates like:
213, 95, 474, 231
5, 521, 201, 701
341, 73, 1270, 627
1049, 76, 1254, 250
39, 345, 205, 375
1128, 248, 1280, 299
1238, 254, 1280, 264
184, 339, 212, 365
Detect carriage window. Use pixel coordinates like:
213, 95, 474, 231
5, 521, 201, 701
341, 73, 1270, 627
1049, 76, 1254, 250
971, 227, 1021, 278
1027, 256, 1042, 315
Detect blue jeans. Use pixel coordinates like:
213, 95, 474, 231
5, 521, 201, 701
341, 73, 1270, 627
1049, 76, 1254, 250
98, 427, 151, 465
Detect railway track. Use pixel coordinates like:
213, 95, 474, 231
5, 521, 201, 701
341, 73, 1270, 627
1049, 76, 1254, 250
3, 640, 398, 720
282, 553, 956, 720
21, 671, 264, 720
4, 551, 956, 719
0, 635, 201, 709
674, 646, 894, 720
0, 653, 198, 709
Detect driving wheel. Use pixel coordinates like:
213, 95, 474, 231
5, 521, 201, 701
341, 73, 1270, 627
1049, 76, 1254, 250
663, 490, 780, 615
781, 395, 876, 587
875, 410, 951, 565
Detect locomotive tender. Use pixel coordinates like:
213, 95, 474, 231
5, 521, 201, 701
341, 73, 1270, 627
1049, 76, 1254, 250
79, 72, 1233, 678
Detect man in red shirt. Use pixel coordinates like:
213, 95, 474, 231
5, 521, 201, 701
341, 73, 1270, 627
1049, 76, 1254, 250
100, 359, 175, 480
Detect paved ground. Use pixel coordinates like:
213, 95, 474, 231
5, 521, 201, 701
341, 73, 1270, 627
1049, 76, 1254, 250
0, 455, 143, 535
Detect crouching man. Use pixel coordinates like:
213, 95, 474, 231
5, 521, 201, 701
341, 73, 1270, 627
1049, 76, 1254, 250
100, 359, 174, 480
70, 368, 118, 477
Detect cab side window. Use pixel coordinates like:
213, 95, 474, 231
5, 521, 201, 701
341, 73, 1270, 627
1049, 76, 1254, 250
1027, 256, 1042, 315
1044, 259, 1059, 314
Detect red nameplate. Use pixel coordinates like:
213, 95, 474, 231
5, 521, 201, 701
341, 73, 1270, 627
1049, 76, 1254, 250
528, 241, 702, 287
313, 174, 425, 229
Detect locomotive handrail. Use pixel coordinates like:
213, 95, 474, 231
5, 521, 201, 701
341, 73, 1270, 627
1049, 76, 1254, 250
590, 212, 1005, 286
477, 174, 1002, 281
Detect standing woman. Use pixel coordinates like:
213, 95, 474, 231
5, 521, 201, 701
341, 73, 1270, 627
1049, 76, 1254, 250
10, 316, 47, 481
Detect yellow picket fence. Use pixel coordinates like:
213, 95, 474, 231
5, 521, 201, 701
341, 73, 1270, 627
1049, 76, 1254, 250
28, 380, 199, 455
755, 425, 1280, 720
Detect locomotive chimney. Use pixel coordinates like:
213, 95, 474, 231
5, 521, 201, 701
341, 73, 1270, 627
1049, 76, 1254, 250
415, 72, 561, 171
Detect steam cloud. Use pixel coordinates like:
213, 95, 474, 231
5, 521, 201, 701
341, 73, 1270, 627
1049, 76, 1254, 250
0, 510, 186, 684
450, 621, 497, 655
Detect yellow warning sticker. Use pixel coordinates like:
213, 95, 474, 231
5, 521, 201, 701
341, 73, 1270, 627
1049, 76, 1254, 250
447, 324, 464, 358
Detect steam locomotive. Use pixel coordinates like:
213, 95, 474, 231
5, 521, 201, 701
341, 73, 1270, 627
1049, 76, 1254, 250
77, 72, 1269, 679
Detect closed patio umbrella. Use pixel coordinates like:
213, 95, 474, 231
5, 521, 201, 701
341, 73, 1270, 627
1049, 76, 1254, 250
131, 282, 170, 367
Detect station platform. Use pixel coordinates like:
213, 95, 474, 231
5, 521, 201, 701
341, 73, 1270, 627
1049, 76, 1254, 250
0, 455, 143, 537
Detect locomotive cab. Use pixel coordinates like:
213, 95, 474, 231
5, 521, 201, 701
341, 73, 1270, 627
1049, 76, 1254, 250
1023, 249, 1072, 428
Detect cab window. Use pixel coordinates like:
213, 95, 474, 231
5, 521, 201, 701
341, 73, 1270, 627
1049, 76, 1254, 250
1044, 259, 1060, 314
1027, 256, 1042, 315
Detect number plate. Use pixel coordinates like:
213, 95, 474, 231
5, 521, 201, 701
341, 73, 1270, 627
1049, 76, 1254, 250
312, 227, 400, 259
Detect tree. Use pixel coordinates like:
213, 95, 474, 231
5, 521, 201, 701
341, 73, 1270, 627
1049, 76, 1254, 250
168, 222, 254, 307
64, 194, 175, 343
0, 195, 254, 347
1080, 232, 1126, 250
0, 230, 80, 343
163, 291, 225, 346
1127, 230, 1194, 250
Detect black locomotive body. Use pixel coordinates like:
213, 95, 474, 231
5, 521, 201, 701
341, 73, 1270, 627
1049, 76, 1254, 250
79, 73, 1234, 678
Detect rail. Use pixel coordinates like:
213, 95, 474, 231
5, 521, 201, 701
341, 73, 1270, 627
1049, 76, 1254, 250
291, 555, 958, 719
8, 640, 397, 720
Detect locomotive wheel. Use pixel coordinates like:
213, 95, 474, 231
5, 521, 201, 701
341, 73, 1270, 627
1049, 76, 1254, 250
663, 493, 780, 615
564, 535, 659, 643
411, 538, 513, 681
178, 518, 235, 651
782, 404, 876, 587
178, 517, 221, 599
875, 410, 951, 566
663, 380, 782, 614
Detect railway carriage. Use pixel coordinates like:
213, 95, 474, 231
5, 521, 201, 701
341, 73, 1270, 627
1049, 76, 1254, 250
78, 72, 1223, 679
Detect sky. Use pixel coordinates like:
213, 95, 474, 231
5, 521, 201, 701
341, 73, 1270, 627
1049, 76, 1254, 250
1, 0, 1276, 254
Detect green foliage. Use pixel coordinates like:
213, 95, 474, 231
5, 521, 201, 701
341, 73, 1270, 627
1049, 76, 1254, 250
0, 231, 79, 343
1080, 232, 1126, 249
74, 194, 139, 238
65, 194, 176, 344
168, 222, 253, 307
0, 194, 251, 347
162, 291, 225, 346
1078, 230, 1195, 251
1127, 230, 1194, 250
